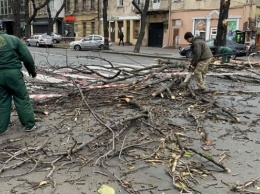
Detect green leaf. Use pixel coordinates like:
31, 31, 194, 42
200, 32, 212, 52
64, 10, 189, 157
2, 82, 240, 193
202, 152, 214, 158
97, 184, 115, 194
184, 151, 193, 158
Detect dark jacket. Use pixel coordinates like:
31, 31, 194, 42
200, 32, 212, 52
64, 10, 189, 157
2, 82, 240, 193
119, 32, 124, 39
0, 31, 35, 74
190, 37, 213, 67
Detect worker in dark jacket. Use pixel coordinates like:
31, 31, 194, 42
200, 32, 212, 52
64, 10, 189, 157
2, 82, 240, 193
0, 31, 37, 135
218, 46, 233, 64
184, 32, 213, 91
119, 30, 124, 46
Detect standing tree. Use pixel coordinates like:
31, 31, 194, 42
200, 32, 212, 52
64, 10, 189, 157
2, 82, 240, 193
46, 0, 65, 35
132, 0, 150, 53
215, 0, 231, 46
9, 0, 22, 37
103, 0, 109, 50
23, 0, 51, 38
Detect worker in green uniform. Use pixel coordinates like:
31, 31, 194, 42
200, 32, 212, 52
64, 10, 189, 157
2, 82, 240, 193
218, 46, 233, 64
0, 31, 37, 135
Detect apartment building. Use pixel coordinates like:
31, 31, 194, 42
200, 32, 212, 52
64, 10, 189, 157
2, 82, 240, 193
169, 0, 260, 48
65, 0, 100, 39
105, 0, 169, 46
105, 0, 260, 48
0, 0, 26, 35
30, 0, 64, 35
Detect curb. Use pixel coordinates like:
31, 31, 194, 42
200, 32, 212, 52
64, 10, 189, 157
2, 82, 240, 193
53, 44, 184, 60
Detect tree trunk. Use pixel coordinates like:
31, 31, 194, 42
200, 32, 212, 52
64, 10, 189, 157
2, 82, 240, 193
24, 0, 30, 38
103, 0, 109, 50
10, 0, 21, 37
46, 0, 65, 35
215, 0, 231, 47
24, 0, 51, 38
133, 0, 150, 53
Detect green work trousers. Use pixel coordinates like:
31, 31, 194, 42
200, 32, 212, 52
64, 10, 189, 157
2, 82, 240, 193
221, 55, 231, 64
0, 69, 35, 133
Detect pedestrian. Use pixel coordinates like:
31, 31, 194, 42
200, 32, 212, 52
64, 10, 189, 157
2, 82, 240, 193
184, 32, 213, 91
0, 30, 38, 135
218, 46, 233, 64
119, 30, 124, 46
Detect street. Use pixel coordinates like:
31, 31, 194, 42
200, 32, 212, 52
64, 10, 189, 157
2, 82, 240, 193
0, 46, 260, 194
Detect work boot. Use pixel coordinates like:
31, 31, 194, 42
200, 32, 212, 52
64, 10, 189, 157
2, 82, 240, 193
25, 125, 39, 132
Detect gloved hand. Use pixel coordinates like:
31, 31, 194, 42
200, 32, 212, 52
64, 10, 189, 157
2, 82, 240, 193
30, 72, 37, 78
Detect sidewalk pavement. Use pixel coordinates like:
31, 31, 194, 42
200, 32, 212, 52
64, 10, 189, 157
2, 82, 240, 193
108, 45, 260, 62
103, 45, 183, 60
55, 43, 260, 62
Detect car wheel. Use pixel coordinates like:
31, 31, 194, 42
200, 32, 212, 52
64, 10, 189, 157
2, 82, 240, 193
53, 39, 57, 44
186, 50, 193, 58
26, 41, 30, 46
74, 45, 81, 51
99, 44, 104, 50
36, 42, 40, 47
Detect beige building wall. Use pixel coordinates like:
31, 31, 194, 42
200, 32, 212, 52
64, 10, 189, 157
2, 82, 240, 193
106, 0, 141, 45
65, 0, 99, 39
166, 0, 258, 48
106, 0, 169, 46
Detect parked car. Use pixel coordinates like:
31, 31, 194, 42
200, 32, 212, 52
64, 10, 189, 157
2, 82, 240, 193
69, 35, 112, 51
179, 39, 247, 59
26, 34, 53, 47
43, 32, 62, 43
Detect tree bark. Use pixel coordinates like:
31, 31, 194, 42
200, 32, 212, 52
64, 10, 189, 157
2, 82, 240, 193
103, 0, 109, 50
24, 0, 51, 38
133, 0, 150, 53
9, 0, 21, 37
215, 0, 231, 47
46, 0, 65, 35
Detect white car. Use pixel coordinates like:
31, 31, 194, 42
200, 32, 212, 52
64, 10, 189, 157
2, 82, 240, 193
69, 35, 112, 51
26, 34, 53, 47
43, 32, 62, 43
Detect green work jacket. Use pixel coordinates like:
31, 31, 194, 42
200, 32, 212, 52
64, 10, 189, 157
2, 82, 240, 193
0, 31, 35, 74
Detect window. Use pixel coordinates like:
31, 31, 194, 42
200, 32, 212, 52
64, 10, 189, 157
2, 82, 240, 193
66, 0, 70, 11
172, 19, 182, 27
20, 0, 25, 12
210, 28, 217, 39
82, 0, 86, 9
82, 22, 86, 37
118, 0, 123, 6
91, 22, 95, 34
94, 36, 102, 41
91, 0, 95, 9
84, 36, 92, 41
134, 20, 140, 39
75, 0, 78, 11
194, 19, 206, 40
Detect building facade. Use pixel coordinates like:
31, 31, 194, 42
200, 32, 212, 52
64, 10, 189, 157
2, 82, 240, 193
0, 0, 26, 35
168, 0, 260, 48
64, 0, 100, 40
104, 0, 169, 46
30, 0, 64, 35
105, 0, 260, 48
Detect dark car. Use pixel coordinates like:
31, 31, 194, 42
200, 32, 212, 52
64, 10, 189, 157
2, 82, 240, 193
179, 39, 247, 59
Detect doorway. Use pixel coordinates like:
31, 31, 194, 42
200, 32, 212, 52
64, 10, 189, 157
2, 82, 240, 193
148, 23, 163, 47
